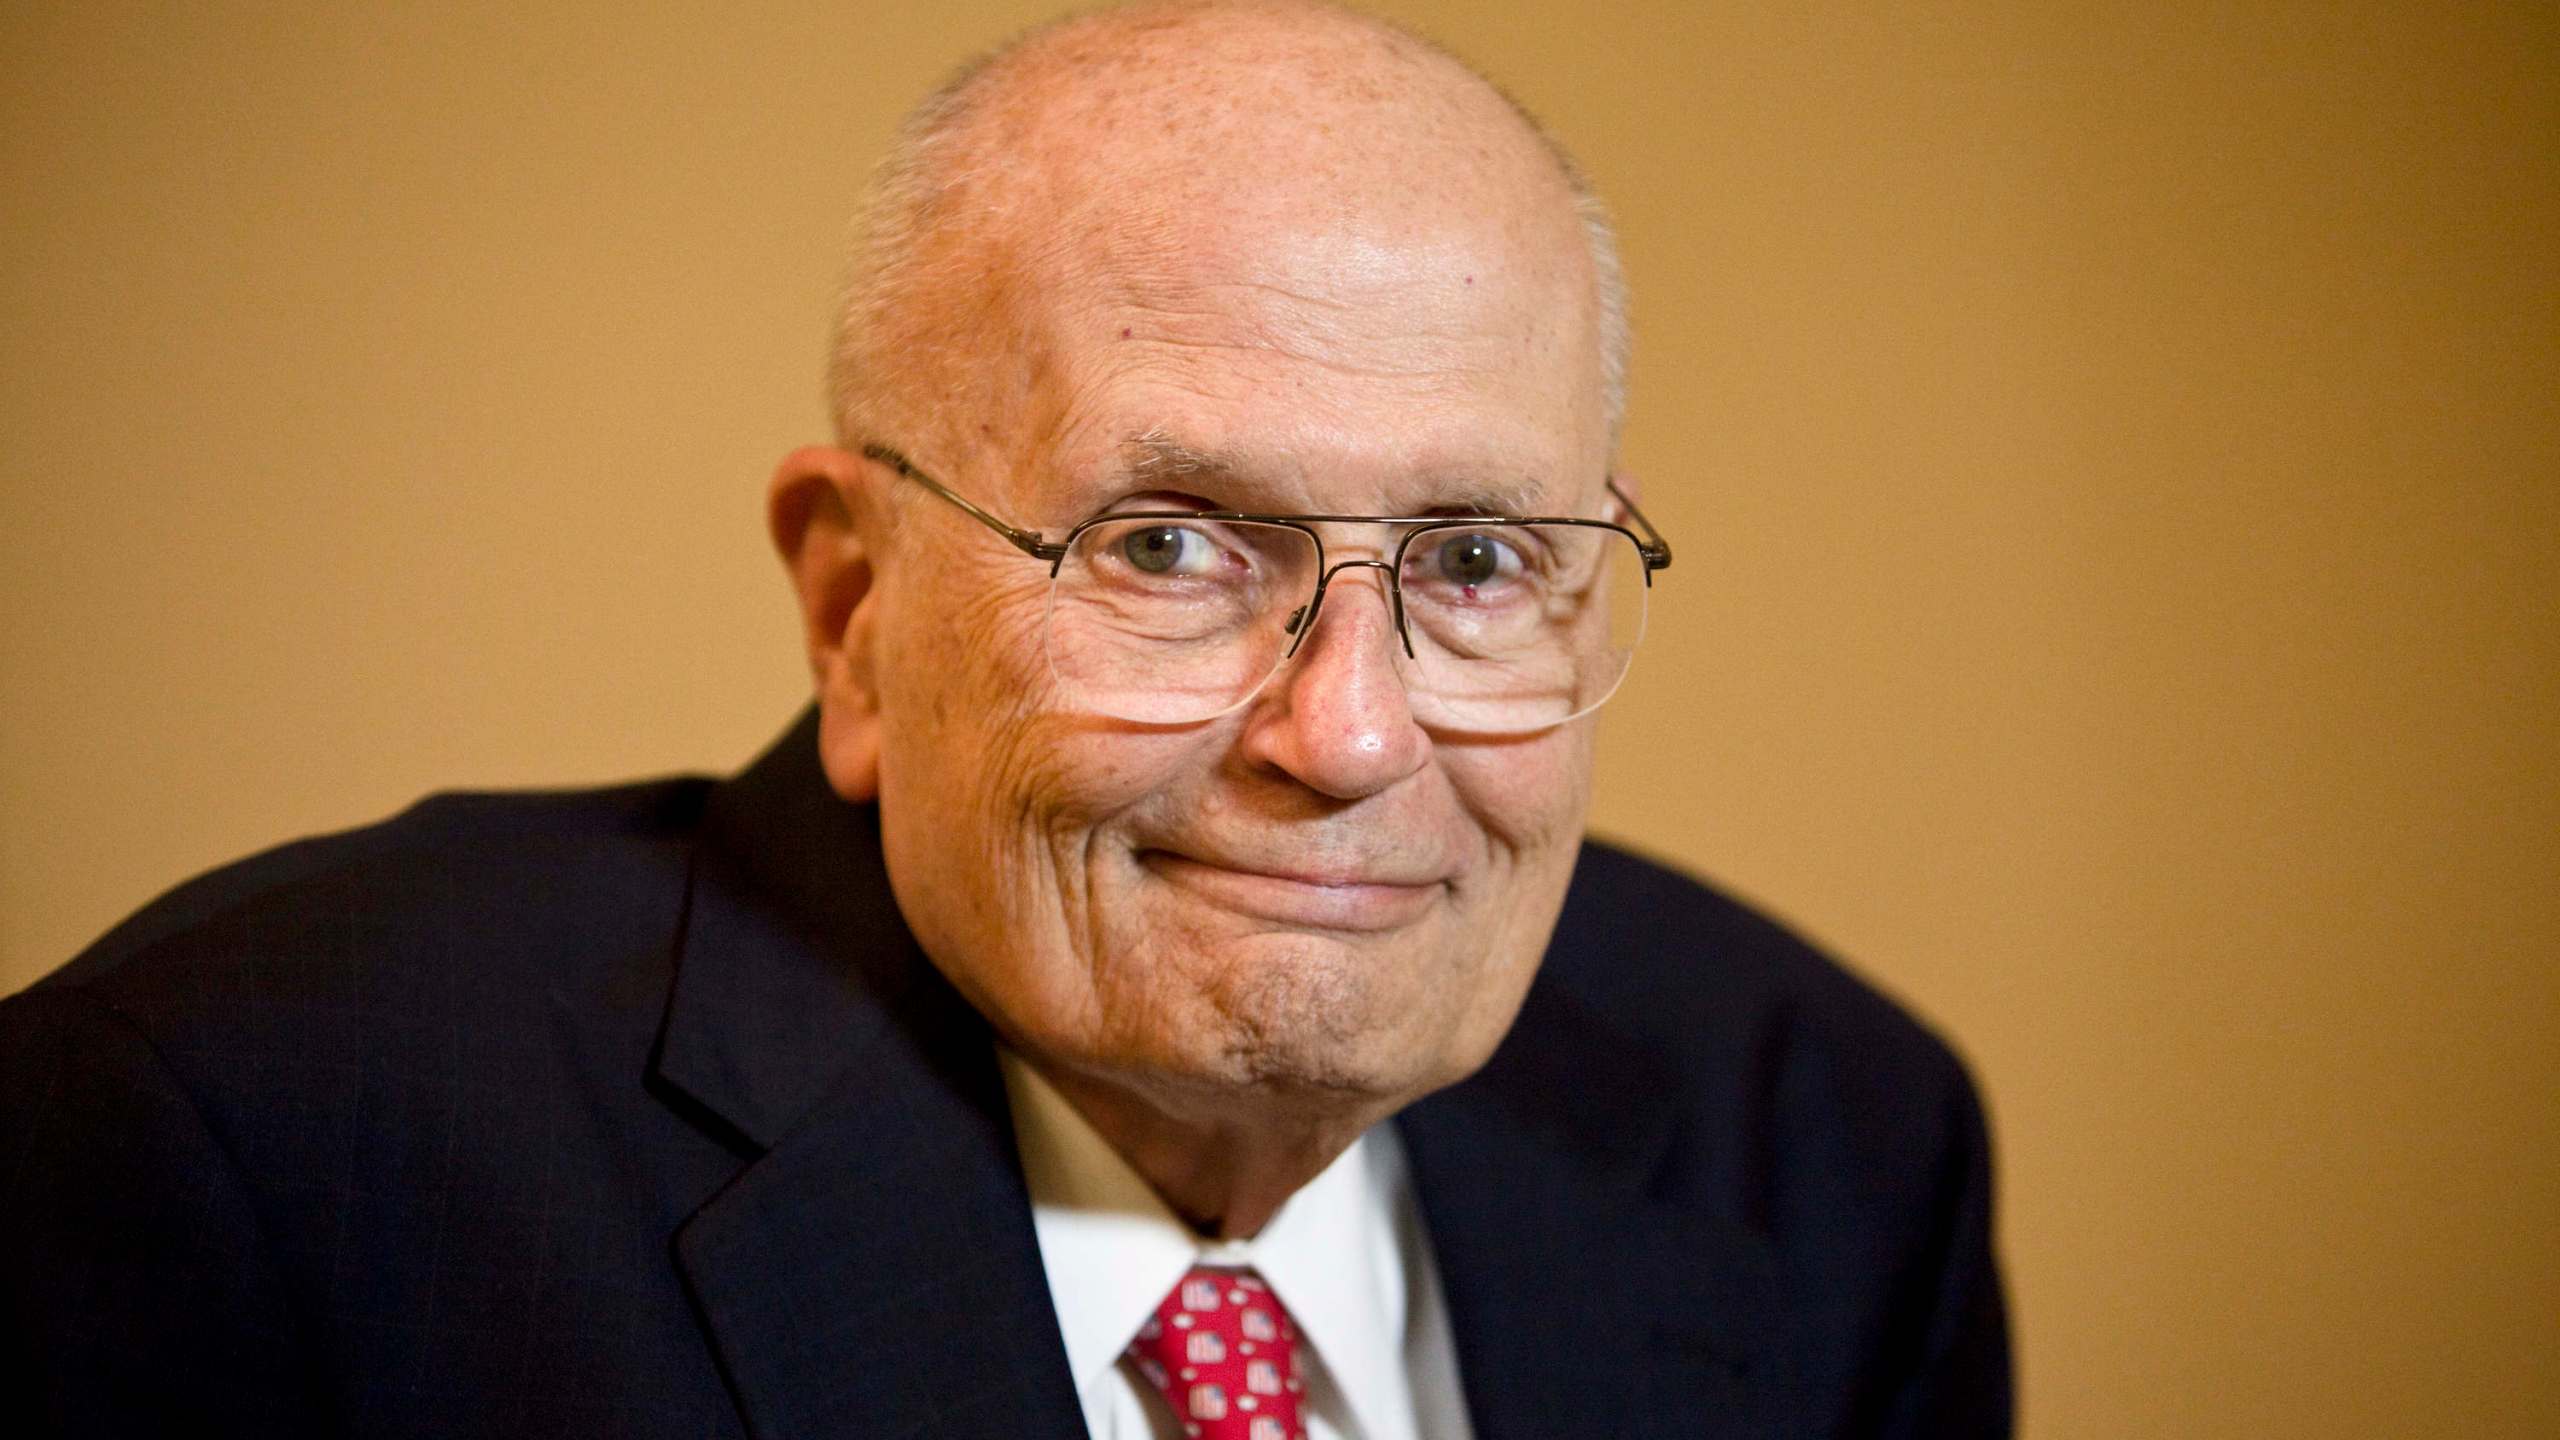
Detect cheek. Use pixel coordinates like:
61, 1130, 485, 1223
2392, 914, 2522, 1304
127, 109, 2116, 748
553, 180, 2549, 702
985, 720, 1207, 848
869, 561, 1059, 912
1443, 722, 1597, 862
875, 561, 1047, 773
875, 560, 1211, 858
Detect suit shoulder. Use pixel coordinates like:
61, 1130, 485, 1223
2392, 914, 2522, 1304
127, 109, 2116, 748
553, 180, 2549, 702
1549, 841, 2010, 1429
21, 775, 716, 1022
1555, 837, 1982, 1122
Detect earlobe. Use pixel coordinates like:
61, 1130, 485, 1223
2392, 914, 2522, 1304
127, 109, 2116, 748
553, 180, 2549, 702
768, 445, 885, 802
815, 693, 883, 804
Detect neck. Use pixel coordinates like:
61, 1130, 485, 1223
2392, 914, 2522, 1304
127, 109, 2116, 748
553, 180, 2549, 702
1034, 1061, 1386, 1240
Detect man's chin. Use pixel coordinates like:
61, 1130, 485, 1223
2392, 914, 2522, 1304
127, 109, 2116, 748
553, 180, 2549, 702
1204, 956, 1471, 1108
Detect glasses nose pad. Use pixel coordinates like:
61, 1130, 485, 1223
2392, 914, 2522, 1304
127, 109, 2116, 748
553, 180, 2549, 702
1280, 594, 1323, 660
1277, 563, 1418, 664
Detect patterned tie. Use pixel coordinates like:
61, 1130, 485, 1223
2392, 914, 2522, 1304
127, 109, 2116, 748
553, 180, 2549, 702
1124, 1265, 1308, 1440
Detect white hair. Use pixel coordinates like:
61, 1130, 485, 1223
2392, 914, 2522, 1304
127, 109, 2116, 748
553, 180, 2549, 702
825, 5, 1632, 454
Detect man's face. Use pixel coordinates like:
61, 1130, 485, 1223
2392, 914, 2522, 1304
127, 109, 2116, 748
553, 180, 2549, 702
860, 203, 1611, 1123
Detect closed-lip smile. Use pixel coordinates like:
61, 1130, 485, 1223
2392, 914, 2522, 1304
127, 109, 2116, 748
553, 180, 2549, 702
1138, 848, 1450, 931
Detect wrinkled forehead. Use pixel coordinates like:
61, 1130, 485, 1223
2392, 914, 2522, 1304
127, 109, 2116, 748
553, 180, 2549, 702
903, 15, 1611, 520
1095, 426, 1561, 519
987, 203, 1608, 523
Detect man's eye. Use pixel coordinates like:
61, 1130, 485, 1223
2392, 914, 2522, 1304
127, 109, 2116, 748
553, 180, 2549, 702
1120, 524, 1218, 576
1432, 532, 1523, 590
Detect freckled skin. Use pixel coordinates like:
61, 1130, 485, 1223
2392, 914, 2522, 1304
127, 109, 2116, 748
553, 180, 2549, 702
772, 0, 1613, 1237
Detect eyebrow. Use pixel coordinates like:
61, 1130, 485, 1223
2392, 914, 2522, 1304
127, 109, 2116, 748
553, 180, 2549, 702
1117, 428, 1552, 518
1123, 429, 1248, 483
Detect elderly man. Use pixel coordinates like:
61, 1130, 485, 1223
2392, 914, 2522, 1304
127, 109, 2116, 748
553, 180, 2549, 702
1, 3, 2007, 1437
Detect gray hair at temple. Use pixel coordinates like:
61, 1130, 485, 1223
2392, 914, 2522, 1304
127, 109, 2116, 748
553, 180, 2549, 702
823, 1, 1631, 462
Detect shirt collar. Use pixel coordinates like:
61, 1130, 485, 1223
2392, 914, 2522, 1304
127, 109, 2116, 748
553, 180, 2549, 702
999, 1049, 1415, 1440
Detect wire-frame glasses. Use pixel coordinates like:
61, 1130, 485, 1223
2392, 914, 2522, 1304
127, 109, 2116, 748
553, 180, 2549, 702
862, 443, 1672, 734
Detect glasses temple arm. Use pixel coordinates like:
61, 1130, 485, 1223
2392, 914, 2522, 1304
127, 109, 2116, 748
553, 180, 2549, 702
1605, 477, 1673, 570
860, 443, 1068, 561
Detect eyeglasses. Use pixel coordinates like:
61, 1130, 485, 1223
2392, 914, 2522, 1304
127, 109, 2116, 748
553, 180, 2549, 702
862, 443, 1672, 734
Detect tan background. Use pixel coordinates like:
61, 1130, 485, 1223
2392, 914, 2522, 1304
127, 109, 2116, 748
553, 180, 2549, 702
4, 1, 2553, 1433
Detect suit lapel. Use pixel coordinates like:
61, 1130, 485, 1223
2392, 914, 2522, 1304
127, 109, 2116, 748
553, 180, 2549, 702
1399, 968, 1798, 1440
652, 714, 1086, 1438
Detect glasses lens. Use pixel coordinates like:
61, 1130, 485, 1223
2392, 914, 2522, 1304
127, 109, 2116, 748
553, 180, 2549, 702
1046, 517, 1320, 722
1394, 522, 1647, 732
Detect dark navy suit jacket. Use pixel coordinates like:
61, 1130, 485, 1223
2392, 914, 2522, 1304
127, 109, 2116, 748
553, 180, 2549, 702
1, 711, 2008, 1437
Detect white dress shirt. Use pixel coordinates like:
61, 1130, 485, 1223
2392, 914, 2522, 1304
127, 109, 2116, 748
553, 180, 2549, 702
998, 1051, 1476, 1440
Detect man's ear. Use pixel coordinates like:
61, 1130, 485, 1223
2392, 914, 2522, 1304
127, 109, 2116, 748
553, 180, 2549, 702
768, 444, 885, 803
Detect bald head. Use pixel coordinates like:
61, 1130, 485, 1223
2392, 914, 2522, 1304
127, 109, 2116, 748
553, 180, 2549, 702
827, 0, 1626, 470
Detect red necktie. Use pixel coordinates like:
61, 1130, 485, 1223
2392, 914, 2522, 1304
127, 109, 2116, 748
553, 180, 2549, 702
1124, 1266, 1308, 1440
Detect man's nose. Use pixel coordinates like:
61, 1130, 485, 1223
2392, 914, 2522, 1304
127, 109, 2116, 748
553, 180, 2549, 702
1237, 564, 1430, 799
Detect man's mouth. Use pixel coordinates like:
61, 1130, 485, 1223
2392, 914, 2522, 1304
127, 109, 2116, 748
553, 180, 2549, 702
1136, 849, 1450, 932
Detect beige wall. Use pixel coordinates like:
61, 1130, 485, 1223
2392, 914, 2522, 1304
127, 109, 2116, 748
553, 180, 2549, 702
4, 1, 2551, 1433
